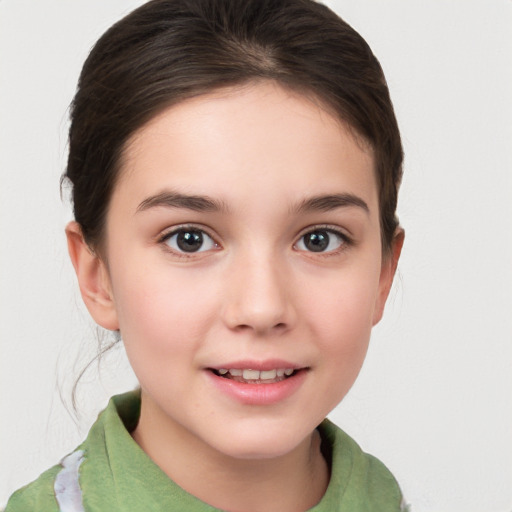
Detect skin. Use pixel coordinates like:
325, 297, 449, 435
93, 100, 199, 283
67, 81, 403, 512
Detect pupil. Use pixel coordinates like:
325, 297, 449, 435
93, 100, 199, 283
177, 230, 203, 252
305, 231, 329, 252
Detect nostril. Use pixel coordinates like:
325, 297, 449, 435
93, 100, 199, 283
233, 324, 252, 332
231, 321, 288, 334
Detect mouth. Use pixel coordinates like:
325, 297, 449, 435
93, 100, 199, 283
209, 367, 303, 384
206, 364, 309, 405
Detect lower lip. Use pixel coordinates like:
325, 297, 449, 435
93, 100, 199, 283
206, 370, 307, 405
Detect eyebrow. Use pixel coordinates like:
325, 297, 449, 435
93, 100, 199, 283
136, 190, 369, 216
136, 191, 228, 213
293, 193, 369, 214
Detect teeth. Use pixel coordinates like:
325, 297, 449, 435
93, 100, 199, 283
243, 369, 260, 380
260, 369, 277, 379
215, 368, 296, 380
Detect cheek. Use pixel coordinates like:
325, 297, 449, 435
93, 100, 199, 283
110, 264, 219, 365
302, 269, 379, 411
311, 261, 380, 315
303, 261, 381, 357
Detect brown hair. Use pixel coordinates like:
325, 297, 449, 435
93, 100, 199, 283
64, 0, 403, 253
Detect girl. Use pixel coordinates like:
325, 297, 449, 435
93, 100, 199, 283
5, 0, 406, 510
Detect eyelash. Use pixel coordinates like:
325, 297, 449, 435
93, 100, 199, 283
157, 224, 353, 258
294, 225, 353, 257
158, 224, 220, 259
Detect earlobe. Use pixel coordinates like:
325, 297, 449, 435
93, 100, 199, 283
372, 228, 405, 326
65, 221, 120, 331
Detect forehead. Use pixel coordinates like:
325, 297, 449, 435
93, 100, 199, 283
115, 82, 377, 213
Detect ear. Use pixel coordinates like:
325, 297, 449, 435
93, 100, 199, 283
65, 221, 120, 331
372, 228, 405, 325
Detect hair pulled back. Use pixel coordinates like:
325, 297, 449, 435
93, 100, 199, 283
65, 0, 403, 253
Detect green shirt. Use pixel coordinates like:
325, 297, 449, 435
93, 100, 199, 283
5, 391, 406, 511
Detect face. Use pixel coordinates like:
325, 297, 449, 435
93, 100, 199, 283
93, 82, 397, 460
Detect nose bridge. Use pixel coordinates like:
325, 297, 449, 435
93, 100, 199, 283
222, 243, 295, 334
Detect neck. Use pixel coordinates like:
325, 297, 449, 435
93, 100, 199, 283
132, 393, 329, 512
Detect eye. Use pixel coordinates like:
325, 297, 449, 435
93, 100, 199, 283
295, 229, 347, 253
163, 228, 217, 253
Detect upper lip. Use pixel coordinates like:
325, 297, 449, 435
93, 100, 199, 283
208, 359, 306, 371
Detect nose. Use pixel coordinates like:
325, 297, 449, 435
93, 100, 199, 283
221, 249, 297, 335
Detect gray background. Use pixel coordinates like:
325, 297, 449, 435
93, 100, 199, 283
1, 1, 511, 510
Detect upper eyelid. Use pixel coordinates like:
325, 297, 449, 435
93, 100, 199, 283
156, 223, 352, 247
295, 224, 352, 241
157, 223, 219, 243
293, 226, 353, 257
157, 225, 221, 258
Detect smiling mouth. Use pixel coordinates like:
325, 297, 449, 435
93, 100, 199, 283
210, 368, 301, 384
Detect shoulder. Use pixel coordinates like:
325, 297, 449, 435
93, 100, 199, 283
4, 392, 140, 512
4, 464, 61, 512
318, 419, 407, 511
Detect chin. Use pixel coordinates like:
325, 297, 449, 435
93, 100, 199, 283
206, 421, 312, 461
